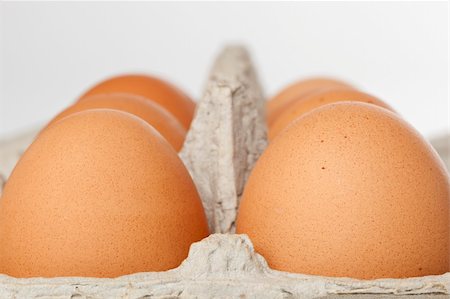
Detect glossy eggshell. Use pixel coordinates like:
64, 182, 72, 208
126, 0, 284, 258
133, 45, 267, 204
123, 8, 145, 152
237, 102, 449, 279
79, 74, 196, 129
267, 77, 352, 126
48, 93, 186, 151
269, 88, 394, 140
0, 110, 209, 278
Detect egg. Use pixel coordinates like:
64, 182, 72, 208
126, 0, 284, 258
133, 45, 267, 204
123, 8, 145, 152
267, 77, 352, 126
48, 93, 186, 151
0, 109, 209, 278
79, 74, 195, 129
269, 88, 394, 140
237, 102, 449, 279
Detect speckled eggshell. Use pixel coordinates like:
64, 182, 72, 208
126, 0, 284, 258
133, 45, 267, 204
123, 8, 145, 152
269, 88, 394, 140
0, 109, 209, 278
236, 102, 449, 279
267, 77, 352, 126
79, 74, 195, 129
48, 93, 186, 151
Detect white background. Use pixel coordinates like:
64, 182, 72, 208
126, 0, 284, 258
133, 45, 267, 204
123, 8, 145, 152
0, 1, 448, 139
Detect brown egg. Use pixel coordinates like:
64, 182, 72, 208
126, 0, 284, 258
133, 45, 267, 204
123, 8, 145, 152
237, 102, 449, 279
49, 93, 186, 151
0, 110, 209, 278
267, 77, 352, 126
79, 74, 195, 129
269, 88, 394, 140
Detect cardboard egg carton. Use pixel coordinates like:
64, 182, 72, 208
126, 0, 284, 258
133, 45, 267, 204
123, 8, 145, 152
0, 46, 449, 298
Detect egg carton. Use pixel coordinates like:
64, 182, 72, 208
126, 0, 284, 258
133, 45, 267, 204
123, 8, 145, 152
0, 46, 449, 299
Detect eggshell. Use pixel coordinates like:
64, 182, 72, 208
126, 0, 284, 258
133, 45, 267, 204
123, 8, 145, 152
0, 109, 209, 278
79, 74, 195, 129
48, 93, 186, 151
236, 102, 449, 279
269, 88, 394, 140
267, 77, 352, 126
